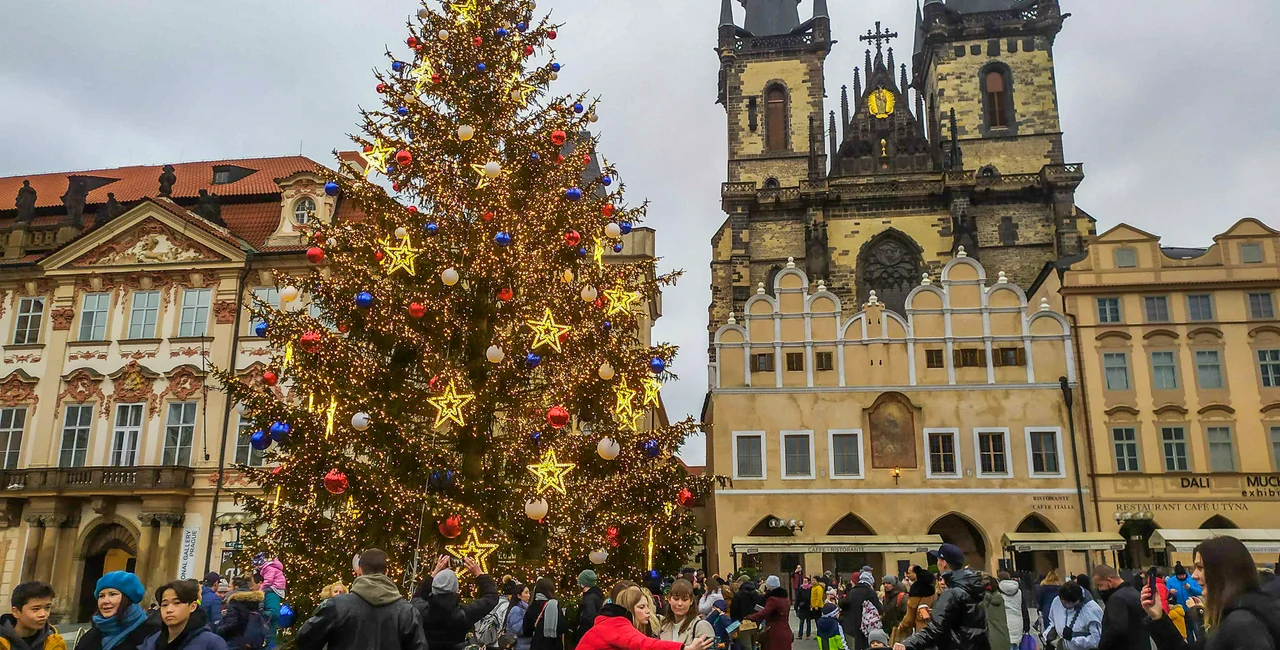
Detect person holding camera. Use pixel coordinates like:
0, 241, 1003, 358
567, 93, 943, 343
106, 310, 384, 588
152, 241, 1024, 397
1043, 583, 1102, 650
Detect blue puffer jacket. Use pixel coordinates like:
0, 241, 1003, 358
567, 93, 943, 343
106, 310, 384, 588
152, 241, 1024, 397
200, 585, 223, 626
140, 610, 227, 650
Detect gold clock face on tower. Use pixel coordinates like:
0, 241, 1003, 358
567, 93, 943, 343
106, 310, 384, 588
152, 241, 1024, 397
868, 88, 895, 119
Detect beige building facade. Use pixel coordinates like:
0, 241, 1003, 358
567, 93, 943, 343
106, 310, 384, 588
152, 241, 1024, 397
704, 253, 1103, 579
1032, 219, 1280, 568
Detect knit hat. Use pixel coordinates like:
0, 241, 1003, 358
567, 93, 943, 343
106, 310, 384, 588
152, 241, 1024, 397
1174, 562, 1187, 577
868, 630, 890, 646
578, 569, 598, 588
821, 603, 838, 617
881, 575, 898, 587
937, 543, 965, 569
764, 575, 781, 590
96, 571, 146, 605
432, 568, 459, 595
858, 571, 874, 586
203, 571, 221, 587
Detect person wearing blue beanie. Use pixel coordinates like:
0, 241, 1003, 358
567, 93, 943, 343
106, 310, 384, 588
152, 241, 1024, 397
76, 571, 161, 650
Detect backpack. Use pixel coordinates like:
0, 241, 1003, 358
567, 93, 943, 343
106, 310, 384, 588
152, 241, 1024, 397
472, 599, 511, 649
860, 600, 882, 635
242, 610, 269, 649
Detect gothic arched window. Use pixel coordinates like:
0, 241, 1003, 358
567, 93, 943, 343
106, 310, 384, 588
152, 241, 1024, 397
981, 65, 1014, 129
765, 85, 788, 152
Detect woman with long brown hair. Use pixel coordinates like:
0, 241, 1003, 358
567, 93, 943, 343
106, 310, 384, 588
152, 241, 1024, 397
575, 585, 713, 650
658, 579, 714, 644
1142, 536, 1280, 650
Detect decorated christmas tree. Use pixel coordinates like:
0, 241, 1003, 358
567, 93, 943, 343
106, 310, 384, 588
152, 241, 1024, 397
216, 0, 710, 615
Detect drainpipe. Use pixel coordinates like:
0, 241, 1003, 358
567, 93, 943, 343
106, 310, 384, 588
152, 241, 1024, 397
1063, 309, 1103, 532
1059, 376, 1092, 573
204, 261, 252, 570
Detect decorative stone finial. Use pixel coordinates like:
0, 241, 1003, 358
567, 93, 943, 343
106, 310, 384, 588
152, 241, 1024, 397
756, 282, 765, 295
997, 271, 1008, 284
866, 290, 880, 307
728, 312, 737, 325
921, 273, 931, 286
816, 279, 826, 291
1039, 297, 1051, 312
786, 257, 796, 269
956, 245, 968, 258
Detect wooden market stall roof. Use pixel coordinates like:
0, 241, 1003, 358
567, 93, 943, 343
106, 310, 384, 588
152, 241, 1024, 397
1001, 532, 1126, 552
731, 535, 943, 554
1150, 529, 1280, 554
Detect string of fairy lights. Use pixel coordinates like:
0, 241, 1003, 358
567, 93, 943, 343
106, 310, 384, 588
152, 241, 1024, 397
212, 0, 713, 615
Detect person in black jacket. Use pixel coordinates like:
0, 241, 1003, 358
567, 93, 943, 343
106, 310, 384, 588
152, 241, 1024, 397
524, 578, 568, 650
894, 544, 988, 650
1090, 564, 1149, 650
840, 572, 882, 650
576, 570, 605, 642
414, 555, 500, 650
218, 587, 267, 650
1142, 536, 1280, 650
296, 548, 427, 650
730, 580, 764, 650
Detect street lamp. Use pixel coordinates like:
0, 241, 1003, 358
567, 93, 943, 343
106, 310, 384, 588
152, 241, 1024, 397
768, 516, 805, 533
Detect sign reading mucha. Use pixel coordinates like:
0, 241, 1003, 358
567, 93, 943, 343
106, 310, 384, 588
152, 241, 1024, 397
866, 392, 918, 469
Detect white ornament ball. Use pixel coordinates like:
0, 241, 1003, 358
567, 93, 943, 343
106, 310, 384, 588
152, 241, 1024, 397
483, 161, 502, 178
511, 88, 524, 101
604, 222, 622, 239
351, 412, 371, 431
598, 363, 615, 381
580, 285, 598, 302
326, 237, 338, 247
417, 8, 430, 19
588, 112, 599, 123
280, 286, 300, 304
438, 29, 450, 40
458, 125, 475, 141
597, 437, 621, 460
441, 268, 460, 286
486, 345, 505, 364
589, 549, 609, 565
235, 402, 249, 415
395, 226, 408, 239
525, 499, 549, 521
549, 71, 559, 81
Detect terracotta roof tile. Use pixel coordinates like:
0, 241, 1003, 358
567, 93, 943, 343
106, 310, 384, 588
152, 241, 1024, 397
221, 203, 284, 249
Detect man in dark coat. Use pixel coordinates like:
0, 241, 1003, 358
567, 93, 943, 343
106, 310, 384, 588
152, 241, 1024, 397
296, 548, 427, 650
413, 555, 500, 650
839, 571, 882, 650
219, 585, 267, 650
575, 570, 604, 642
200, 572, 223, 627
880, 575, 907, 636
894, 544, 987, 650
1090, 564, 1149, 650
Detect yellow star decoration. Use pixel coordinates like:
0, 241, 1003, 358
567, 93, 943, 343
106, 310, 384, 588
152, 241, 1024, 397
614, 378, 642, 431
450, 0, 481, 24
411, 59, 436, 94
470, 164, 494, 190
662, 502, 676, 517
642, 376, 662, 408
379, 235, 421, 276
527, 449, 576, 495
592, 237, 605, 269
446, 528, 499, 574
526, 308, 572, 353
426, 381, 475, 429
359, 141, 394, 178
604, 287, 641, 316
509, 72, 536, 104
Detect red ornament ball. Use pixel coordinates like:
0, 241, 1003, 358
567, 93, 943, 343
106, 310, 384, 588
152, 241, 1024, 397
524, 45, 534, 56
431, 73, 443, 84
563, 230, 581, 247
306, 247, 325, 264
547, 405, 571, 430
408, 302, 426, 319
582, 155, 591, 165
376, 83, 386, 94
482, 211, 494, 222
556, 154, 565, 164
271, 465, 283, 475
498, 287, 514, 302
558, 330, 570, 343
472, 36, 483, 46
299, 331, 322, 353
323, 468, 349, 495
606, 526, 620, 547
262, 370, 279, 386
438, 515, 463, 539
392, 181, 401, 192
395, 150, 412, 165
602, 203, 617, 217
337, 323, 350, 334
363, 144, 373, 153
677, 487, 695, 508
407, 205, 418, 214
313, 231, 326, 244
550, 130, 568, 146
406, 36, 418, 48
547, 29, 558, 40
415, 43, 423, 51
374, 250, 385, 262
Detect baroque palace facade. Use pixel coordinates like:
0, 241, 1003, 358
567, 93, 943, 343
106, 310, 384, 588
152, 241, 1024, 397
0, 154, 665, 621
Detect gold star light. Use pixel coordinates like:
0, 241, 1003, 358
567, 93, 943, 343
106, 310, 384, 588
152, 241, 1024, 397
426, 381, 475, 429
526, 308, 572, 353
379, 235, 421, 276
446, 528, 499, 574
527, 449, 576, 495
614, 378, 642, 431
470, 164, 494, 189
642, 376, 662, 408
508, 72, 536, 104
604, 288, 640, 316
411, 60, 436, 94
450, 0, 481, 24
592, 237, 605, 269
359, 141, 394, 178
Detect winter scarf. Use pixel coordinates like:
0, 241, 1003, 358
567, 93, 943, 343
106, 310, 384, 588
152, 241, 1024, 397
535, 594, 559, 638
94, 603, 148, 650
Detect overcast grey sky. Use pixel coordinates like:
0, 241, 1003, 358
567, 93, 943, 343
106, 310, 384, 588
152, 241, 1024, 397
3, 1, 1278, 465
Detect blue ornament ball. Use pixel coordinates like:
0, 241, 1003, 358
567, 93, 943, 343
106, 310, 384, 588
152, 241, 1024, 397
531, 431, 542, 442
573, 102, 584, 114
477, 62, 487, 72
495, 232, 513, 246
269, 421, 291, 442
650, 357, 667, 374
602, 321, 612, 332
516, 21, 528, 32
392, 61, 405, 72
278, 604, 295, 628
552, 63, 562, 72
613, 243, 623, 253
531, 152, 541, 162
386, 165, 396, 174
249, 430, 271, 451
397, 106, 408, 116
577, 248, 588, 257
644, 440, 660, 457
496, 27, 508, 37
525, 352, 542, 368
601, 176, 612, 186
254, 321, 268, 337
565, 187, 583, 201
619, 222, 633, 235
355, 292, 374, 309
324, 181, 340, 196
426, 223, 439, 236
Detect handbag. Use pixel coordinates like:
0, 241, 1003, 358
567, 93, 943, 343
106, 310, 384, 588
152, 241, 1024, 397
1019, 633, 1038, 650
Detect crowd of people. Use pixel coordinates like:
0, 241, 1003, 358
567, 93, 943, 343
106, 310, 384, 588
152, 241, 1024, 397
0, 536, 1278, 650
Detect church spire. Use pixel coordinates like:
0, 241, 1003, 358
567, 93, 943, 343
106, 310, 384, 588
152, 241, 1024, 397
828, 111, 838, 170
741, 0, 801, 36
813, 0, 829, 19
840, 85, 850, 140
720, 0, 735, 28
853, 67, 863, 112
900, 63, 909, 94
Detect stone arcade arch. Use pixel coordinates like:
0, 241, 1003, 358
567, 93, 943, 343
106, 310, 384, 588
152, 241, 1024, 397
928, 512, 989, 570
827, 513, 882, 577
1013, 513, 1060, 575
76, 521, 138, 622
1200, 515, 1238, 530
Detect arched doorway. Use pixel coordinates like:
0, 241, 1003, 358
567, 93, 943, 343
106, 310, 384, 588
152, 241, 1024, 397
827, 513, 882, 578
77, 523, 137, 622
1013, 514, 1059, 575
740, 515, 798, 578
928, 513, 988, 570
1201, 515, 1238, 530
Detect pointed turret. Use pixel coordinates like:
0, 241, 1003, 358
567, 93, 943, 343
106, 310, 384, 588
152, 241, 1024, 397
900, 64, 909, 95
840, 85, 850, 141
742, 0, 801, 37
828, 111, 838, 169
813, 0, 829, 19
720, 0, 735, 28
853, 68, 863, 112
886, 47, 895, 74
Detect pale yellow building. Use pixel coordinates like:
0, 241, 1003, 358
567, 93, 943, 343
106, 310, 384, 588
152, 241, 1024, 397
704, 253, 1107, 579
1032, 219, 1280, 568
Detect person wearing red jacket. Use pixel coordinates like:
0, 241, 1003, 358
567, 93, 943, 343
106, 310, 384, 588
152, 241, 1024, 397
746, 576, 793, 650
576, 586, 712, 650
